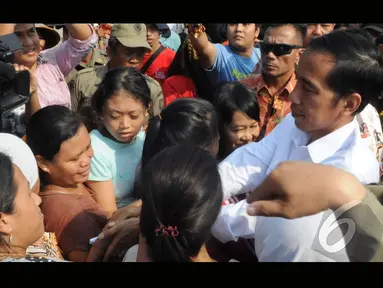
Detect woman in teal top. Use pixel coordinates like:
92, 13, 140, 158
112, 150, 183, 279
86, 67, 151, 217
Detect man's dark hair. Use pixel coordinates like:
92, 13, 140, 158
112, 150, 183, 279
265, 24, 306, 44
307, 28, 383, 114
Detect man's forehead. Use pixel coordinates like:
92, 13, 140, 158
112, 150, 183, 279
297, 51, 336, 82
264, 26, 301, 45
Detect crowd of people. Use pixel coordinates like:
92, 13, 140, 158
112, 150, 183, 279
1, 23, 383, 262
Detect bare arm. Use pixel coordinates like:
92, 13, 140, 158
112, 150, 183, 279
0, 24, 15, 36
86, 180, 117, 218
65, 24, 92, 41
186, 25, 217, 69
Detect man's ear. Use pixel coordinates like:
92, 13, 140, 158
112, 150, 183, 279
342, 92, 362, 116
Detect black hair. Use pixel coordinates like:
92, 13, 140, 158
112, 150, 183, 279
335, 23, 362, 30
108, 36, 120, 54
212, 81, 260, 159
138, 144, 223, 262
203, 23, 227, 44
141, 98, 219, 168
26, 105, 84, 162
265, 24, 305, 44
0, 152, 17, 250
307, 28, 383, 114
90, 67, 151, 129
166, 39, 215, 102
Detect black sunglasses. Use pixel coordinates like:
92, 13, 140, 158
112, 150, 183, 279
259, 41, 303, 56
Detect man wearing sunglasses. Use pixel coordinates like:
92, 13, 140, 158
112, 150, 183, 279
187, 23, 261, 85
212, 29, 381, 262
241, 24, 304, 139
71, 24, 164, 119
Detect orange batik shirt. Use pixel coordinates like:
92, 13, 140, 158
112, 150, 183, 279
241, 73, 297, 139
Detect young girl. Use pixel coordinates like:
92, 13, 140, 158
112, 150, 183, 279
137, 144, 223, 262
98, 98, 220, 260
212, 81, 261, 161
86, 67, 151, 215
210, 81, 261, 262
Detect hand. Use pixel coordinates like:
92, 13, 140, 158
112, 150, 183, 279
12, 63, 37, 95
100, 217, 140, 261
107, 202, 141, 224
246, 161, 366, 219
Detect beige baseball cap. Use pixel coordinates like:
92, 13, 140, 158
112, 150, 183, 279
111, 24, 151, 51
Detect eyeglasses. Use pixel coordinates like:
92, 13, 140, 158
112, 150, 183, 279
259, 41, 303, 56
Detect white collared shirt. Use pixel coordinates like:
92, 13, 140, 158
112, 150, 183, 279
213, 113, 379, 262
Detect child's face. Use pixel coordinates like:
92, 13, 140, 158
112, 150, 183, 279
103, 91, 148, 143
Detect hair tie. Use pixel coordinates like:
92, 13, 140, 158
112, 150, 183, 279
155, 224, 179, 238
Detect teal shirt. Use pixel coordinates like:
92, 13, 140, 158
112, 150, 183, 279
88, 130, 145, 208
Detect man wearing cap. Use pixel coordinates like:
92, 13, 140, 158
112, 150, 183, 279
66, 47, 109, 92
141, 24, 176, 87
72, 23, 164, 119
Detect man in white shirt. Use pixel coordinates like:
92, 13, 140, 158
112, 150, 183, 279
212, 29, 382, 262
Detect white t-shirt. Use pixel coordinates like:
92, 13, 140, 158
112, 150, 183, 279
0, 133, 39, 189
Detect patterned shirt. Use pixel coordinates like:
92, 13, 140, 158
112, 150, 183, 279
241, 73, 297, 139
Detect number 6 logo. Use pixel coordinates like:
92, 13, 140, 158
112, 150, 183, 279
318, 200, 361, 254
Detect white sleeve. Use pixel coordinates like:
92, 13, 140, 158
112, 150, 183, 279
219, 114, 285, 200
211, 200, 257, 243
0, 133, 38, 189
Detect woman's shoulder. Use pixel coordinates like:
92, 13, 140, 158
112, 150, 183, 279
1, 256, 69, 262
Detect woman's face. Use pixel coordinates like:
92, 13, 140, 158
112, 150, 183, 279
14, 24, 40, 69
103, 91, 148, 143
223, 111, 260, 154
40, 125, 94, 187
0, 165, 44, 249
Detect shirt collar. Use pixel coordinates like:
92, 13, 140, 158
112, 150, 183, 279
291, 117, 357, 164
257, 73, 297, 97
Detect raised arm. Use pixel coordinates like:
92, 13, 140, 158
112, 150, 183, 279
66, 24, 92, 41
42, 24, 97, 77
185, 24, 217, 69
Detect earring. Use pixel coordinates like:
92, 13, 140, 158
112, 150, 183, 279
9, 228, 12, 243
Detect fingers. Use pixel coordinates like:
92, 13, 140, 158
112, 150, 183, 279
109, 206, 141, 223
12, 63, 30, 72
103, 229, 139, 262
247, 200, 287, 218
99, 220, 123, 240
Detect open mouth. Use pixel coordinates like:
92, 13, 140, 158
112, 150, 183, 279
23, 47, 36, 55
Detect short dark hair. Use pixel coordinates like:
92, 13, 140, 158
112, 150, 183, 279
213, 81, 260, 125
108, 36, 120, 54
213, 81, 260, 159
265, 23, 305, 44
26, 105, 84, 161
142, 98, 219, 168
138, 144, 223, 262
307, 28, 383, 114
91, 67, 151, 128
0, 152, 17, 250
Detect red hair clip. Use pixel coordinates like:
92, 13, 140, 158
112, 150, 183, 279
155, 224, 179, 237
